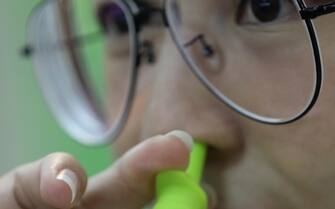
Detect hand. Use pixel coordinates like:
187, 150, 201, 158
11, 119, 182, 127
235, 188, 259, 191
0, 131, 193, 209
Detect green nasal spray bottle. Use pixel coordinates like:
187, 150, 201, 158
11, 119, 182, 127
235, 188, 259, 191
153, 141, 208, 209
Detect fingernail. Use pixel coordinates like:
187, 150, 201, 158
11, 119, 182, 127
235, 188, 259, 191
56, 169, 78, 204
166, 130, 194, 151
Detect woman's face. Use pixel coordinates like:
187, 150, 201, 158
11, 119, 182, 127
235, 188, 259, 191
102, 0, 335, 208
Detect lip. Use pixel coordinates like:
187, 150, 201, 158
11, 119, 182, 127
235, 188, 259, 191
202, 183, 219, 209
195, 134, 244, 169
181, 130, 244, 209
190, 120, 244, 156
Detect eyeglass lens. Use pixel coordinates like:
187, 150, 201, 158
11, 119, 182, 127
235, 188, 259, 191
28, 0, 334, 142
167, 0, 317, 120
28, 0, 136, 142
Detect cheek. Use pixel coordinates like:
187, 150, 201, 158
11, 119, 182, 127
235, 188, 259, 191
221, 16, 335, 196
107, 57, 157, 156
261, 15, 335, 186
106, 27, 166, 156
105, 57, 132, 123
241, 29, 335, 194
317, 17, 335, 93
249, 120, 335, 195
212, 33, 314, 119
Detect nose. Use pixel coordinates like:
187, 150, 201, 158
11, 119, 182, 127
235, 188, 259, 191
139, 38, 244, 155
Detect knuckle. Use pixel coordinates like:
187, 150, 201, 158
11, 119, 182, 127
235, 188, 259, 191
12, 170, 35, 209
44, 152, 81, 170
117, 163, 152, 201
47, 152, 76, 162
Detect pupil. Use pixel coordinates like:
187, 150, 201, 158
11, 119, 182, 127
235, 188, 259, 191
251, 0, 281, 22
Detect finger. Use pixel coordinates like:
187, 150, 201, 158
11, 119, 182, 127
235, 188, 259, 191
0, 152, 87, 209
80, 130, 193, 209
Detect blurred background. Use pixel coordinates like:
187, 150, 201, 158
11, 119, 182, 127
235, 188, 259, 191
0, 0, 111, 176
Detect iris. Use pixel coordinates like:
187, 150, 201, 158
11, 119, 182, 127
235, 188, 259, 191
251, 0, 281, 22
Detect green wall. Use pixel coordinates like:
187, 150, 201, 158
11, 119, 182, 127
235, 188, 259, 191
0, 0, 111, 176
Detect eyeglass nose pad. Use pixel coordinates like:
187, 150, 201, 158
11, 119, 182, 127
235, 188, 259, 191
184, 34, 223, 74
139, 40, 156, 64
184, 34, 214, 58
201, 40, 215, 58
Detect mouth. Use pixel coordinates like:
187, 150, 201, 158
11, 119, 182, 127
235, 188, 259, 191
201, 143, 245, 209
202, 182, 219, 209
192, 123, 245, 164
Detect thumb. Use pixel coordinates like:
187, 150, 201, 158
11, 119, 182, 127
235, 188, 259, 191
0, 152, 87, 209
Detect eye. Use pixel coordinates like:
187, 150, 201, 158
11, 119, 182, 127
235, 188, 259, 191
97, 2, 129, 35
237, 0, 298, 25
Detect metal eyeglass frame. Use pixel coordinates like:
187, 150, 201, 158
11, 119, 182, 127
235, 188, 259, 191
22, 0, 334, 145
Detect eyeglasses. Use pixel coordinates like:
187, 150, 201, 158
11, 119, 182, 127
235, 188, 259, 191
22, 0, 334, 145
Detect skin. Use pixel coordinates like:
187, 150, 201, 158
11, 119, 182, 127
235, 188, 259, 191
112, 0, 335, 208
2, 0, 335, 209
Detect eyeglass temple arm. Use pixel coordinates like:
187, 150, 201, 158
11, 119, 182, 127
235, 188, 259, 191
300, 1, 335, 19
20, 30, 103, 58
20, 8, 163, 59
